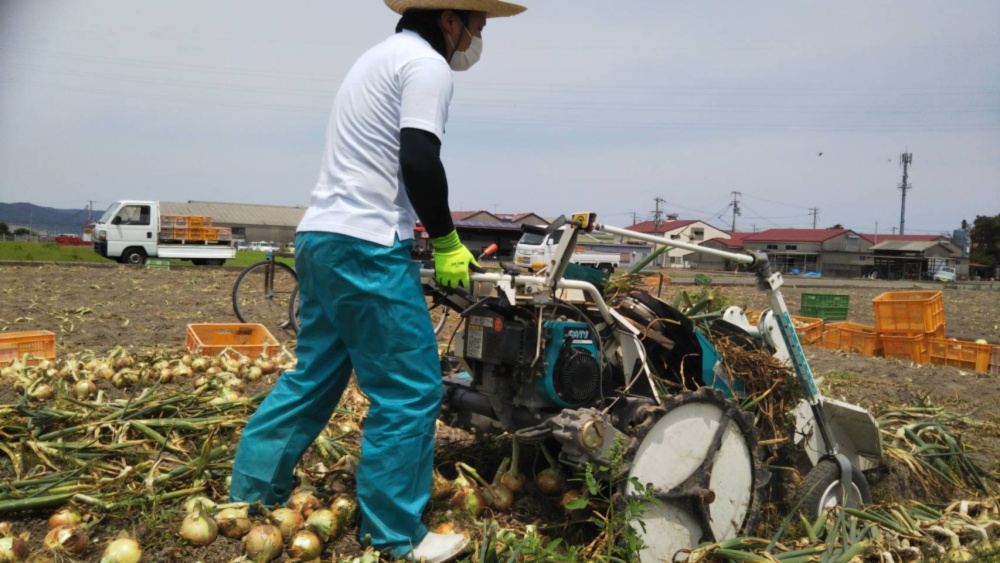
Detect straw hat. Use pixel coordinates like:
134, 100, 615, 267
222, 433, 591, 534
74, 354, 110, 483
385, 0, 526, 18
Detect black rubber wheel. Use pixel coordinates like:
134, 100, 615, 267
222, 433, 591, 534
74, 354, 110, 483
121, 248, 147, 265
232, 260, 298, 334
204, 259, 225, 267
796, 458, 871, 519
598, 264, 614, 275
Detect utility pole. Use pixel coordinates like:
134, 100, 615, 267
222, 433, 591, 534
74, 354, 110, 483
809, 208, 819, 229
730, 191, 742, 232
631, 212, 638, 225
898, 152, 913, 235
653, 197, 666, 235
891, 226, 897, 235
87, 201, 94, 223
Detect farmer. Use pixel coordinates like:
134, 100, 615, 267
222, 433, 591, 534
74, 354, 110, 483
229, 1, 526, 561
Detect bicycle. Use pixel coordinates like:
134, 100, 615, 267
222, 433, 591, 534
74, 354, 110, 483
232, 251, 299, 334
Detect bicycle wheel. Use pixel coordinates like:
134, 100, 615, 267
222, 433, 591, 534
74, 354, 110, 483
232, 260, 298, 334
287, 285, 301, 334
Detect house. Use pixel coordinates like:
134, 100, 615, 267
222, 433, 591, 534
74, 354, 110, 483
865, 239, 967, 280
691, 232, 752, 270
741, 229, 871, 277
623, 220, 731, 268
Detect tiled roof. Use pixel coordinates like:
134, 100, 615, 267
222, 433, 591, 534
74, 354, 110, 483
708, 232, 751, 248
743, 228, 855, 243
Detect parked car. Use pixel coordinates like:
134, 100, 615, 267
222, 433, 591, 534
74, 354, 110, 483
235, 241, 250, 251
933, 266, 957, 282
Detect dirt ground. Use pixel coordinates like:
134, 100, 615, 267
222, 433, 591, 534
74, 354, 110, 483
1, 264, 999, 561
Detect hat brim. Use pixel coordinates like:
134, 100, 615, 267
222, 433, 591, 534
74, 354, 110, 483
385, 0, 526, 18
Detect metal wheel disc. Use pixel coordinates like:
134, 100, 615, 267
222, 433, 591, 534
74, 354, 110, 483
625, 388, 764, 563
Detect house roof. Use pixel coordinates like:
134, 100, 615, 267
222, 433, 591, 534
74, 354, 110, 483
451, 210, 503, 222
708, 232, 751, 249
860, 233, 948, 243
161, 201, 306, 227
743, 228, 856, 243
626, 219, 701, 234
870, 240, 959, 254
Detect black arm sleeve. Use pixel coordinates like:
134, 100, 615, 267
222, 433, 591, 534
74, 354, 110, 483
400, 127, 454, 239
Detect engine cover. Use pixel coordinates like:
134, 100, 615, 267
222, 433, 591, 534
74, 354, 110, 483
537, 320, 601, 408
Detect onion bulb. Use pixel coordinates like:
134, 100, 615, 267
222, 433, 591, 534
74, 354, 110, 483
245, 366, 263, 382
305, 508, 338, 542
179, 504, 218, 546
0, 521, 11, 536
287, 530, 323, 561
73, 379, 98, 400
431, 468, 453, 500
243, 525, 283, 563
500, 442, 527, 493
329, 495, 359, 528
536, 444, 566, 495
44, 525, 87, 556
287, 492, 322, 517
47, 508, 82, 529
0, 536, 29, 562
101, 537, 142, 563
214, 506, 251, 539
30, 384, 54, 402
191, 357, 208, 372
267, 507, 303, 542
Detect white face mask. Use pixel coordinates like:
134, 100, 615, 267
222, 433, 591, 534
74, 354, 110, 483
447, 27, 482, 71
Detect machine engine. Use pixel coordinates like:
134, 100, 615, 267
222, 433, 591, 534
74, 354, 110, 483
451, 302, 603, 431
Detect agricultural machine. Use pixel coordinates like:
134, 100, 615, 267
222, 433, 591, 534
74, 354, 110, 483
421, 213, 883, 562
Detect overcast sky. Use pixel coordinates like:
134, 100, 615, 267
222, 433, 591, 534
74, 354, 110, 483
1, 1, 997, 235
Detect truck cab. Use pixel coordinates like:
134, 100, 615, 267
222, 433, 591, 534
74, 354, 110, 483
514, 227, 619, 275
93, 200, 234, 266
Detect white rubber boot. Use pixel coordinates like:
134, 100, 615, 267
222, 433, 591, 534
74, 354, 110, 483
404, 531, 470, 563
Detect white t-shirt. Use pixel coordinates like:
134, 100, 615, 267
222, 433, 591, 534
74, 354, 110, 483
298, 30, 453, 246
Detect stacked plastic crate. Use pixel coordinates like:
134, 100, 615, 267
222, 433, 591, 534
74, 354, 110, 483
872, 291, 945, 364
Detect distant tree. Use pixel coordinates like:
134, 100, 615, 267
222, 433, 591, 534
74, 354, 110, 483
827, 223, 844, 229
0, 222, 9, 235
13, 227, 31, 236
970, 214, 1000, 267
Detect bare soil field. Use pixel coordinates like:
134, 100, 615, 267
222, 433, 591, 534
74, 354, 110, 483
1, 264, 998, 561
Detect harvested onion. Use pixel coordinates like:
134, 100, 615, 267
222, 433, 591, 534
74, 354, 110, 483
44, 525, 87, 556
215, 506, 251, 539
244, 525, 283, 563
287, 492, 322, 517
0, 535, 29, 562
48, 508, 82, 529
267, 507, 303, 542
179, 503, 218, 546
101, 537, 142, 563
305, 508, 338, 542
288, 530, 323, 561
73, 379, 97, 400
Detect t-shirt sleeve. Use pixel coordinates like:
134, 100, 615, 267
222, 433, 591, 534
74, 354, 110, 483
399, 57, 453, 141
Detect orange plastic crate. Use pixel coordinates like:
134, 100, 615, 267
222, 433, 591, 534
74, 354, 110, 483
0, 330, 56, 365
187, 216, 213, 228
880, 332, 929, 363
928, 338, 992, 372
821, 322, 882, 356
991, 346, 1000, 375
185, 323, 278, 360
872, 290, 945, 334
791, 315, 824, 345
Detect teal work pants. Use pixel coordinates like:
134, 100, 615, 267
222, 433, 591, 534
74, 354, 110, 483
230, 231, 442, 557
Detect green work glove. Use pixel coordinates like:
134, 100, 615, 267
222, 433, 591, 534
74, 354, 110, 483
431, 230, 479, 288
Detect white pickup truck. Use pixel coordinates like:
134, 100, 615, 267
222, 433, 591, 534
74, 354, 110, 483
514, 228, 620, 274
92, 200, 235, 266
